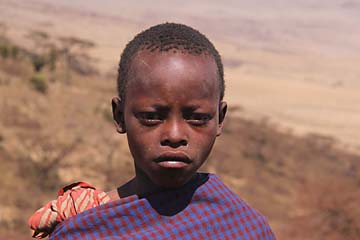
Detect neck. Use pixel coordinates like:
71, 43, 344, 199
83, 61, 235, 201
134, 168, 164, 197
117, 168, 163, 198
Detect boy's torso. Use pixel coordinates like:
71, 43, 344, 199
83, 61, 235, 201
50, 173, 275, 240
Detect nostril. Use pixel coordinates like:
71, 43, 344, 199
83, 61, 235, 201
161, 139, 187, 148
178, 140, 187, 146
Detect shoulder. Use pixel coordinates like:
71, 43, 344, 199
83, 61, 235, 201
207, 174, 276, 238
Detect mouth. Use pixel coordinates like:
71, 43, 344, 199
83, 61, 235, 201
154, 153, 192, 169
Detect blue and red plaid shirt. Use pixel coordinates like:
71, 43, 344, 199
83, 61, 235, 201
50, 173, 275, 239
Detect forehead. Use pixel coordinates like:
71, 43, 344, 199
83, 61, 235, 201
126, 50, 219, 101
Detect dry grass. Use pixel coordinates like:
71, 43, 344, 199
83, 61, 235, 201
290, 177, 360, 240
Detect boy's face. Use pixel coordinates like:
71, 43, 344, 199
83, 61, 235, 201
113, 50, 227, 188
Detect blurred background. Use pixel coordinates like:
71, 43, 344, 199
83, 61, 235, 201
0, 0, 359, 239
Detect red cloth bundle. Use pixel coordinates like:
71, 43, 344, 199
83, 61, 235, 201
28, 182, 110, 238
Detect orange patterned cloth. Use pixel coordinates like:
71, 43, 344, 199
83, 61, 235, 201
28, 182, 111, 238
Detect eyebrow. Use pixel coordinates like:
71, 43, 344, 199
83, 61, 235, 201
150, 104, 170, 111
182, 105, 200, 111
147, 104, 204, 112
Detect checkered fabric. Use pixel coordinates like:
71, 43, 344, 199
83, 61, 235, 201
50, 173, 275, 239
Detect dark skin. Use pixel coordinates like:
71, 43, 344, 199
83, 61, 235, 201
110, 50, 227, 199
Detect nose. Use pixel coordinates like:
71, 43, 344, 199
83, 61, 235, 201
160, 118, 188, 148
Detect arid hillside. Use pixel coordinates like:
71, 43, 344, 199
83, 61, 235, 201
0, 27, 359, 239
1, 0, 360, 150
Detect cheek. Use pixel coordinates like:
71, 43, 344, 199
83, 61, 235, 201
126, 128, 159, 160
192, 128, 218, 156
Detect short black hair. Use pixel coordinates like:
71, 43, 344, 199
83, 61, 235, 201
117, 22, 225, 101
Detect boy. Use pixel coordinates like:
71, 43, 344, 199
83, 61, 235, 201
29, 23, 275, 239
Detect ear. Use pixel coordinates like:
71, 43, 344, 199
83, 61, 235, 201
217, 101, 227, 136
112, 96, 126, 134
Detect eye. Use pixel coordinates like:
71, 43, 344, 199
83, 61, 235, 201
136, 112, 164, 126
184, 112, 213, 126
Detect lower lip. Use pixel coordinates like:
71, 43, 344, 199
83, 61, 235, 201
157, 161, 189, 169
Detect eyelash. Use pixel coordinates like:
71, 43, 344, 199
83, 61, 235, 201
136, 112, 164, 125
184, 113, 212, 125
136, 112, 212, 126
